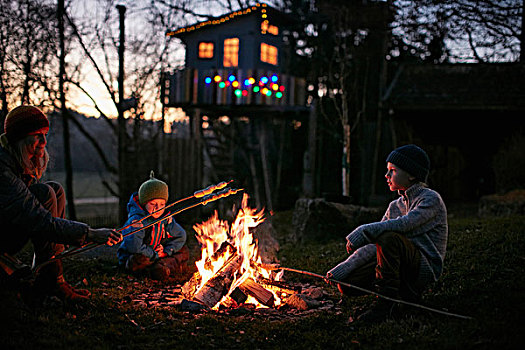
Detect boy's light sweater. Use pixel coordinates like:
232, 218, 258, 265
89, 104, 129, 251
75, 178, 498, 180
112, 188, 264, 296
327, 183, 448, 286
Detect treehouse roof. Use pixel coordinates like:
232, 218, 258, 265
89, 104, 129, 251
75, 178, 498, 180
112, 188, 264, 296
166, 3, 292, 39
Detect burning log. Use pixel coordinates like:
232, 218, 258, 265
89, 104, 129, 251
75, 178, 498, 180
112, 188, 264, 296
229, 288, 248, 304
182, 194, 293, 310
203, 241, 235, 270
257, 277, 301, 296
193, 254, 242, 308
182, 241, 235, 299
239, 278, 275, 307
181, 272, 201, 299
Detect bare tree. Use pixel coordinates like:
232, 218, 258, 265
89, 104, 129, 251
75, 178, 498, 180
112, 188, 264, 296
0, 0, 59, 116
391, 0, 523, 63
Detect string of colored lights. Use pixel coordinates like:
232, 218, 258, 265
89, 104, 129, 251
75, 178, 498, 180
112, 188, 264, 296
204, 73, 285, 99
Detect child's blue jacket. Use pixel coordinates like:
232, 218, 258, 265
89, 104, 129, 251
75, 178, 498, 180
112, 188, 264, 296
117, 192, 186, 266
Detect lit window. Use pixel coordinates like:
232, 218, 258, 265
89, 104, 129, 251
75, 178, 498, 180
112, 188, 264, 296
198, 42, 214, 59
261, 21, 279, 35
260, 43, 278, 65
261, 21, 268, 33
223, 38, 239, 67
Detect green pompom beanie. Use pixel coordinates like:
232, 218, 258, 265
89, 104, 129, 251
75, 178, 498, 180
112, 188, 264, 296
138, 171, 169, 206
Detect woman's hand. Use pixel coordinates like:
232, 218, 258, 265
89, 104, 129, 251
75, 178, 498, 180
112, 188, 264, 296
88, 228, 122, 246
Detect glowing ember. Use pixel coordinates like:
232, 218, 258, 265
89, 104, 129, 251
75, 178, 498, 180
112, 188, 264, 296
186, 193, 284, 309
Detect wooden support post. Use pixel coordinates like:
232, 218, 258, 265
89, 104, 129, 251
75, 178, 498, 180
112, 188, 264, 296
259, 120, 273, 211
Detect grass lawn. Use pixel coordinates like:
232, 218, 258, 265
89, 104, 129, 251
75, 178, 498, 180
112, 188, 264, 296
1, 210, 524, 349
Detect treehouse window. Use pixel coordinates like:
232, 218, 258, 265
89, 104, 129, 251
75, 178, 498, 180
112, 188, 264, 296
261, 21, 279, 35
260, 43, 278, 65
223, 38, 239, 67
198, 42, 214, 59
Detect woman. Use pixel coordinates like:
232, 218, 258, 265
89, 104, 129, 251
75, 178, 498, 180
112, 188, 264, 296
0, 105, 121, 301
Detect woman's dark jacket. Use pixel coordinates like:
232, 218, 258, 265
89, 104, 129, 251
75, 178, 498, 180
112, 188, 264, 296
0, 145, 88, 253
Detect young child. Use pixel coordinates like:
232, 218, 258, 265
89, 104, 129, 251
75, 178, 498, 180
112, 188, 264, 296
326, 144, 448, 323
117, 171, 189, 281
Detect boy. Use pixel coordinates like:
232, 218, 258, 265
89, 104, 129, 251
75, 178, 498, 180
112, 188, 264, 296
327, 144, 448, 322
117, 172, 189, 281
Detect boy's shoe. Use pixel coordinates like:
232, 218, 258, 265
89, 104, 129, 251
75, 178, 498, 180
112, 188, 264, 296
352, 299, 403, 324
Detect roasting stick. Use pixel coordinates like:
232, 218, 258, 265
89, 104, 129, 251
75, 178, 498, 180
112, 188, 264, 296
55, 181, 233, 260
33, 185, 241, 273
266, 265, 472, 320
118, 180, 233, 233
58, 187, 242, 259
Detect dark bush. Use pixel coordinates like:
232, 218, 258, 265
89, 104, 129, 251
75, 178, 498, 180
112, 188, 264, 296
492, 131, 525, 193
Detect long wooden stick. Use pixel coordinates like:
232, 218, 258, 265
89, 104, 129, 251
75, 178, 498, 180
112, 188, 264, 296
276, 266, 473, 320
59, 180, 233, 258
33, 186, 242, 272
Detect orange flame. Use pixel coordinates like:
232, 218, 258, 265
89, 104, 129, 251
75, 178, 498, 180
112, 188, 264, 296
192, 193, 281, 309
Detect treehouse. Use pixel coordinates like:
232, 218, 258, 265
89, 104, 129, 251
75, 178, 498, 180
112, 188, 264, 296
162, 3, 311, 212
163, 3, 306, 110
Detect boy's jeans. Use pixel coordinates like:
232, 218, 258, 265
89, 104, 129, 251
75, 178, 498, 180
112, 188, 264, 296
338, 231, 422, 301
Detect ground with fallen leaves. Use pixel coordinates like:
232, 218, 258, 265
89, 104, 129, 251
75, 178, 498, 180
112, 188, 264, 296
0, 207, 524, 349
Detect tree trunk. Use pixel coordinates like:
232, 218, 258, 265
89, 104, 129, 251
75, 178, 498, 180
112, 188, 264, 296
117, 4, 127, 223
520, 1, 525, 62
58, 0, 76, 220
342, 124, 351, 197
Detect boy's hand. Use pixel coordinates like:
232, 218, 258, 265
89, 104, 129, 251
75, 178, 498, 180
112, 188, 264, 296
131, 220, 143, 229
324, 272, 334, 285
346, 240, 354, 254
155, 244, 167, 258
88, 228, 122, 246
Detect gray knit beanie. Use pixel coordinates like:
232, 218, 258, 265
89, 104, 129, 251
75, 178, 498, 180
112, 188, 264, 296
138, 171, 169, 206
386, 144, 430, 182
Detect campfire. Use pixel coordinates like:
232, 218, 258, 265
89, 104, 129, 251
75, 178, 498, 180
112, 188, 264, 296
121, 193, 337, 316
182, 194, 296, 309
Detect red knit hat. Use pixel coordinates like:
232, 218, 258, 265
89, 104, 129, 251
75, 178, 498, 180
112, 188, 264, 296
3, 105, 50, 144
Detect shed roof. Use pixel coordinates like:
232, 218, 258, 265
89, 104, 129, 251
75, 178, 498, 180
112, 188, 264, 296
384, 63, 525, 111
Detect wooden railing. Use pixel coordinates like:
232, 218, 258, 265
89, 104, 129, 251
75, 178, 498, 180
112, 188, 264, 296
161, 68, 306, 108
